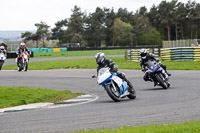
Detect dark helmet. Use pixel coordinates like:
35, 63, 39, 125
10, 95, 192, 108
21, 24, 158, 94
139, 49, 148, 59
95, 52, 105, 64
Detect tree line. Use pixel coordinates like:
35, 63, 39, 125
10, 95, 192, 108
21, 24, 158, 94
21, 0, 200, 48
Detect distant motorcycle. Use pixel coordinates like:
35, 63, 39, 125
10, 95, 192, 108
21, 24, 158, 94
144, 60, 170, 89
0, 53, 6, 70
93, 67, 136, 102
17, 51, 30, 71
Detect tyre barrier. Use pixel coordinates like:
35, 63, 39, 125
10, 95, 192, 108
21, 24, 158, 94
161, 47, 200, 61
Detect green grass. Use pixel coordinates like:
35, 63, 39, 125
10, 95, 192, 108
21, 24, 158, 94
33, 49, 125, 58
73, 121, 200, 133
0, 86, 83, 108
3, 57, 200, 70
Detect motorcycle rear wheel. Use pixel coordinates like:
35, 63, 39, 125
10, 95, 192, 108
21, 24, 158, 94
105, 85, 121, 102
24, 62, 28, 71
127, 88, 136, 99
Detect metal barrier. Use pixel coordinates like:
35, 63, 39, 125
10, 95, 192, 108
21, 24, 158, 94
161, 47, 200, 61
162, 39, 200, 48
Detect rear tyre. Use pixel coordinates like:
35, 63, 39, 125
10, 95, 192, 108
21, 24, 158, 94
105, 85, 121, 102
127, 88, 136, 99
155, 74, 168, 89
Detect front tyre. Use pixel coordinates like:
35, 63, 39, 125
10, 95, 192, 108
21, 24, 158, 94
105, 85, 121, 102
155, 74, 168, 89
24, 62, 28, 71
0, 61, 4, 70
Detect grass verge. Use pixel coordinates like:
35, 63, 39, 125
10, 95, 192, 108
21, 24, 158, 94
3, 57, 200, 70
33, 49, 125, 58
73, 121, 200, 133
0, 86, 83, 108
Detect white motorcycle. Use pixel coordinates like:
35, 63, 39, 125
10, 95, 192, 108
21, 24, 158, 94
16, 51, 30, 71
0, 53, 6, 70
93, 67, 136, 102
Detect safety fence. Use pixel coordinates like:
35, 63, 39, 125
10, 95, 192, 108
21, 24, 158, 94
125, 48, 160, 62
162, 39, 200, 48
25, 48, 67, 52
161, 47, 200, 61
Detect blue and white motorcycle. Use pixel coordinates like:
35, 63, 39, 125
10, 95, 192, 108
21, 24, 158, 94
145, 61, 170, 89
93, 67, 136, 102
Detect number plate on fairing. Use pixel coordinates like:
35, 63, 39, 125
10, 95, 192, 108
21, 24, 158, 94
112, 75, 123, 87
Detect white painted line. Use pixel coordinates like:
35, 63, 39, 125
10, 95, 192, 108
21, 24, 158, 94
0, 94, 98, 113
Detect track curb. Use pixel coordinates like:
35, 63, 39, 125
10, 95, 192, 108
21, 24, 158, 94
0, 94, 97, 113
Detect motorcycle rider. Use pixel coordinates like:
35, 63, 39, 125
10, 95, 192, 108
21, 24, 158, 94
16, 42, 30, 64
0, 46, 7, 57
95, 52, 135, 93
139, 48, 171, 82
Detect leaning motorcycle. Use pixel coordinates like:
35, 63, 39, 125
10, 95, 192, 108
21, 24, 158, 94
93, 67, 136, 102
17, 51, 30, 71
0, 53, 6, 70
145, 61, 170, 89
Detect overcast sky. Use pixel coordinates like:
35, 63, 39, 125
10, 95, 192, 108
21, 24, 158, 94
0, 0, 194, 31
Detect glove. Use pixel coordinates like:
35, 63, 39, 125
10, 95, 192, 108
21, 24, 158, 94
141, 68, 145, 72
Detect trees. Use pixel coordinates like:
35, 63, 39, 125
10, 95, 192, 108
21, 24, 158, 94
21, 1, 200, 47
111, 18, 134, 46
34, 22, 50, 47
21, 21, 50, 48
51, 19, 68, 45
83, 7, 106, 47
66, 6, 85, 46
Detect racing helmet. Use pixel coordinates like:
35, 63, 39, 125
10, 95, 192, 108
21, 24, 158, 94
95, 52, 106, 64
0, 46, 5, 50
139, 49, 148, 59
20, 42, 26, 48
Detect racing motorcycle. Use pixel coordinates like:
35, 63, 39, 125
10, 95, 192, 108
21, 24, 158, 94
92, 67, 136, 102
0, 53, 6, 70
17, 51, 30, 71
144, 60, 170, 89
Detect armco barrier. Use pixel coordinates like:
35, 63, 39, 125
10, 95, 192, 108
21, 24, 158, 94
161, 47, 200, 61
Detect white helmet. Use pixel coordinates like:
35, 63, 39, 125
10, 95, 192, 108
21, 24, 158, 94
20, 42, 26, 48
95, 52, 105, 64
0, 46, 5, 50
139, 49, 148, 59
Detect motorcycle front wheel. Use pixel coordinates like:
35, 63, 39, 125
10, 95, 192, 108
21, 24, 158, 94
24, 62, 28, 71
105, 85, 121, 102
155, 74, 168, 89
0, 61, 4, 70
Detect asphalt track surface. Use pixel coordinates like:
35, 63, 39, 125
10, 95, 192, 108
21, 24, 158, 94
0, 58, 200, 133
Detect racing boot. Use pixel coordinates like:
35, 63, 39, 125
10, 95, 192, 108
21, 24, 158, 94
166, 71, 171, 76
127, 80, 135, 93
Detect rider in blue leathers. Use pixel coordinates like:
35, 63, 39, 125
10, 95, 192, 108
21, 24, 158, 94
139, 49, 171, 82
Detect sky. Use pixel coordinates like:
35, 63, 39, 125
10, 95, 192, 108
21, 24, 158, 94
0, 0, 194, 31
